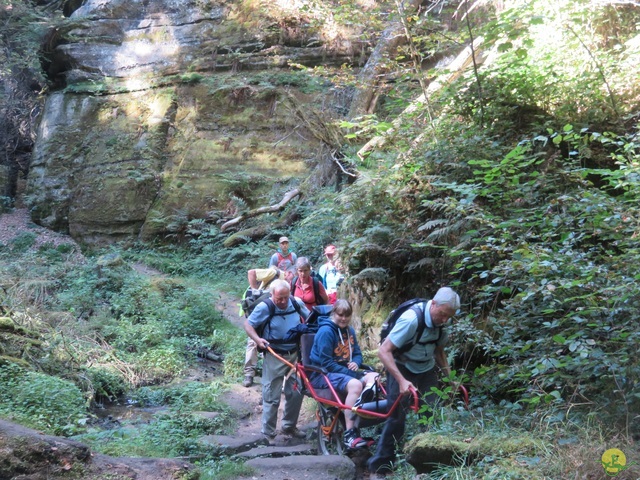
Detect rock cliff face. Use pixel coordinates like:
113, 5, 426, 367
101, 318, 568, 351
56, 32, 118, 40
26, 0, 364, 243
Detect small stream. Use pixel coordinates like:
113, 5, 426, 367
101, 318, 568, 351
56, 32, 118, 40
92, 403, 169, 428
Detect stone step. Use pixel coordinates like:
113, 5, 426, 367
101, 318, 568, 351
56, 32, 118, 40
242, 454, 356, 480
236, 443, 316, 458
198, 433, 269, 454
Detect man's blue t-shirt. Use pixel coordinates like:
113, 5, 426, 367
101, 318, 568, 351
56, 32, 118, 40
248, 297, 309, 352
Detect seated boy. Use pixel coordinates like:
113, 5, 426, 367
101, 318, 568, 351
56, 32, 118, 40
308, 299, 378, 449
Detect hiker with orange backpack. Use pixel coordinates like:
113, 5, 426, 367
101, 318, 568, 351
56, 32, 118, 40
268, 237, 297, 271
241, 266, 295, 387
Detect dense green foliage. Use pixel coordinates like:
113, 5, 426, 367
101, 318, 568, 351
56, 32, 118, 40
0, 361, 86, 435
315, 1, 640, 470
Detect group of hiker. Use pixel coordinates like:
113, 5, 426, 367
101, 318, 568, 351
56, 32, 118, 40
240, 236, 460, 476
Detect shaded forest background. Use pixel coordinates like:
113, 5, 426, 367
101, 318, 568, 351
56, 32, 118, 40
1, 0, 639, 478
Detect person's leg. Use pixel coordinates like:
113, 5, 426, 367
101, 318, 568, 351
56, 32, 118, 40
243, 339, 258, 386
367, 369, 405, 473
281, 353, 304, 432
367, 365, 415, 472
260, 352, 285, 437
354, 371, 380, 407
343, 377, 363, 430
414, 367, 439, 420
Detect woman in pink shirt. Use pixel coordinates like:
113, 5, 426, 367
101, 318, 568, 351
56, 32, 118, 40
291, 257, 329, 309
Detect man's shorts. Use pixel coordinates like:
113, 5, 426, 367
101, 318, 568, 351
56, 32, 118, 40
310, 372, 358, 393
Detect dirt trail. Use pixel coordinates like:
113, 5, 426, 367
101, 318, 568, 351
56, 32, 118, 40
210, 290, 367, 480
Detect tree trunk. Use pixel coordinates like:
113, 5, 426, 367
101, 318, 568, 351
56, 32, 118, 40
348, 0, 424, 119
357, 36, 485, 160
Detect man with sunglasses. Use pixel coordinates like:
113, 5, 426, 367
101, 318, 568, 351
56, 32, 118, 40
368, 287, 460, 476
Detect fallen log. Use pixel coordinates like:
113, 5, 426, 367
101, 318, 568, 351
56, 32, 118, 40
220, 189, 301, 232
222, 210, 301, 247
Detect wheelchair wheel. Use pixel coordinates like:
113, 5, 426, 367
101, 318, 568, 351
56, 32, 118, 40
316, 405, 345, 455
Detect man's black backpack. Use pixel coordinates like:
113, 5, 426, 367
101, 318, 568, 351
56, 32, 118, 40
240, 287, 271, 317
255, 296, 308, 351
379, 298, 443, 355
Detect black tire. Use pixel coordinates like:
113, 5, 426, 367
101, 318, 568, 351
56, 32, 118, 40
316, 405, 345, 455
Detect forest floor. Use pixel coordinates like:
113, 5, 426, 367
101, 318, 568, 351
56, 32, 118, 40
0, 207, 82, 252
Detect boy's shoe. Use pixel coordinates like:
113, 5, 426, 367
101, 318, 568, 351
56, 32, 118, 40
281, 427, 306, 439
242, 376, 254, 387
353, 381, 378, 408
343, 427, 368, 449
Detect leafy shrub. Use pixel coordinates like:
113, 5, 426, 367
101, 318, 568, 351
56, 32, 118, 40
136, 344, 187, 379
0, 196, 13, 213
131, 385, 171, 407
85, 367, 127, 402
37, 242, 77, 261
10, 231, 37, 253
104, 319, 167, 352
0, 362, 87, 435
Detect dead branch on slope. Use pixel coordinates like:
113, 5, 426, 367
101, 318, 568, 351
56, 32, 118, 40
220, 188, 301, 232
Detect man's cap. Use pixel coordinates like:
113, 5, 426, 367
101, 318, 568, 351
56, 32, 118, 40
279, 236, 289, 243
324, 244, 337, 255
433, 287, 460, 311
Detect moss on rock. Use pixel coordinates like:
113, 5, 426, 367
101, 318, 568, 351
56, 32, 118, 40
405, 431, 543, 473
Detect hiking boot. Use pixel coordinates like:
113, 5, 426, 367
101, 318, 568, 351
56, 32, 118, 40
353, 381, 378, 408
343, 427, 368, 449
242, 376, 253, 387
262, 432, 276, 445
367, 455, 395, 474
281, 427, 306, 439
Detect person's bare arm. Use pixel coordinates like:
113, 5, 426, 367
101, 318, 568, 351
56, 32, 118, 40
248, 270, 259, 289
378, 338, 414, 395
434, 345, 450, 377
319, 283, 329, 305
244, 319, 269, 350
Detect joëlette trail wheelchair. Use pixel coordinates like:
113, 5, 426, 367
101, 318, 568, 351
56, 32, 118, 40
267, 332, 420, 456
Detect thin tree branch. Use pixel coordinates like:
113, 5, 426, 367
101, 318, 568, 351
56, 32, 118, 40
463, 0, 485, 126
331, 150, 358, 178
220, 188, 301, 231
395, 0, 437, 135
564, 23, 620, 119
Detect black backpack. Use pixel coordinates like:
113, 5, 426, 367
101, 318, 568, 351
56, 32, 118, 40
306, 304, 333, 326
290, 276, 325, 306
240, 287, 271, 317
379, 298, 442, 355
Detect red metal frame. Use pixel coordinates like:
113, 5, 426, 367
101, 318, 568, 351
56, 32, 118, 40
267, 346, 419, 418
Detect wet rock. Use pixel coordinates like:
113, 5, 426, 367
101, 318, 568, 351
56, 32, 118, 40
199, 432, 270, 454
237, 443, 316, 458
